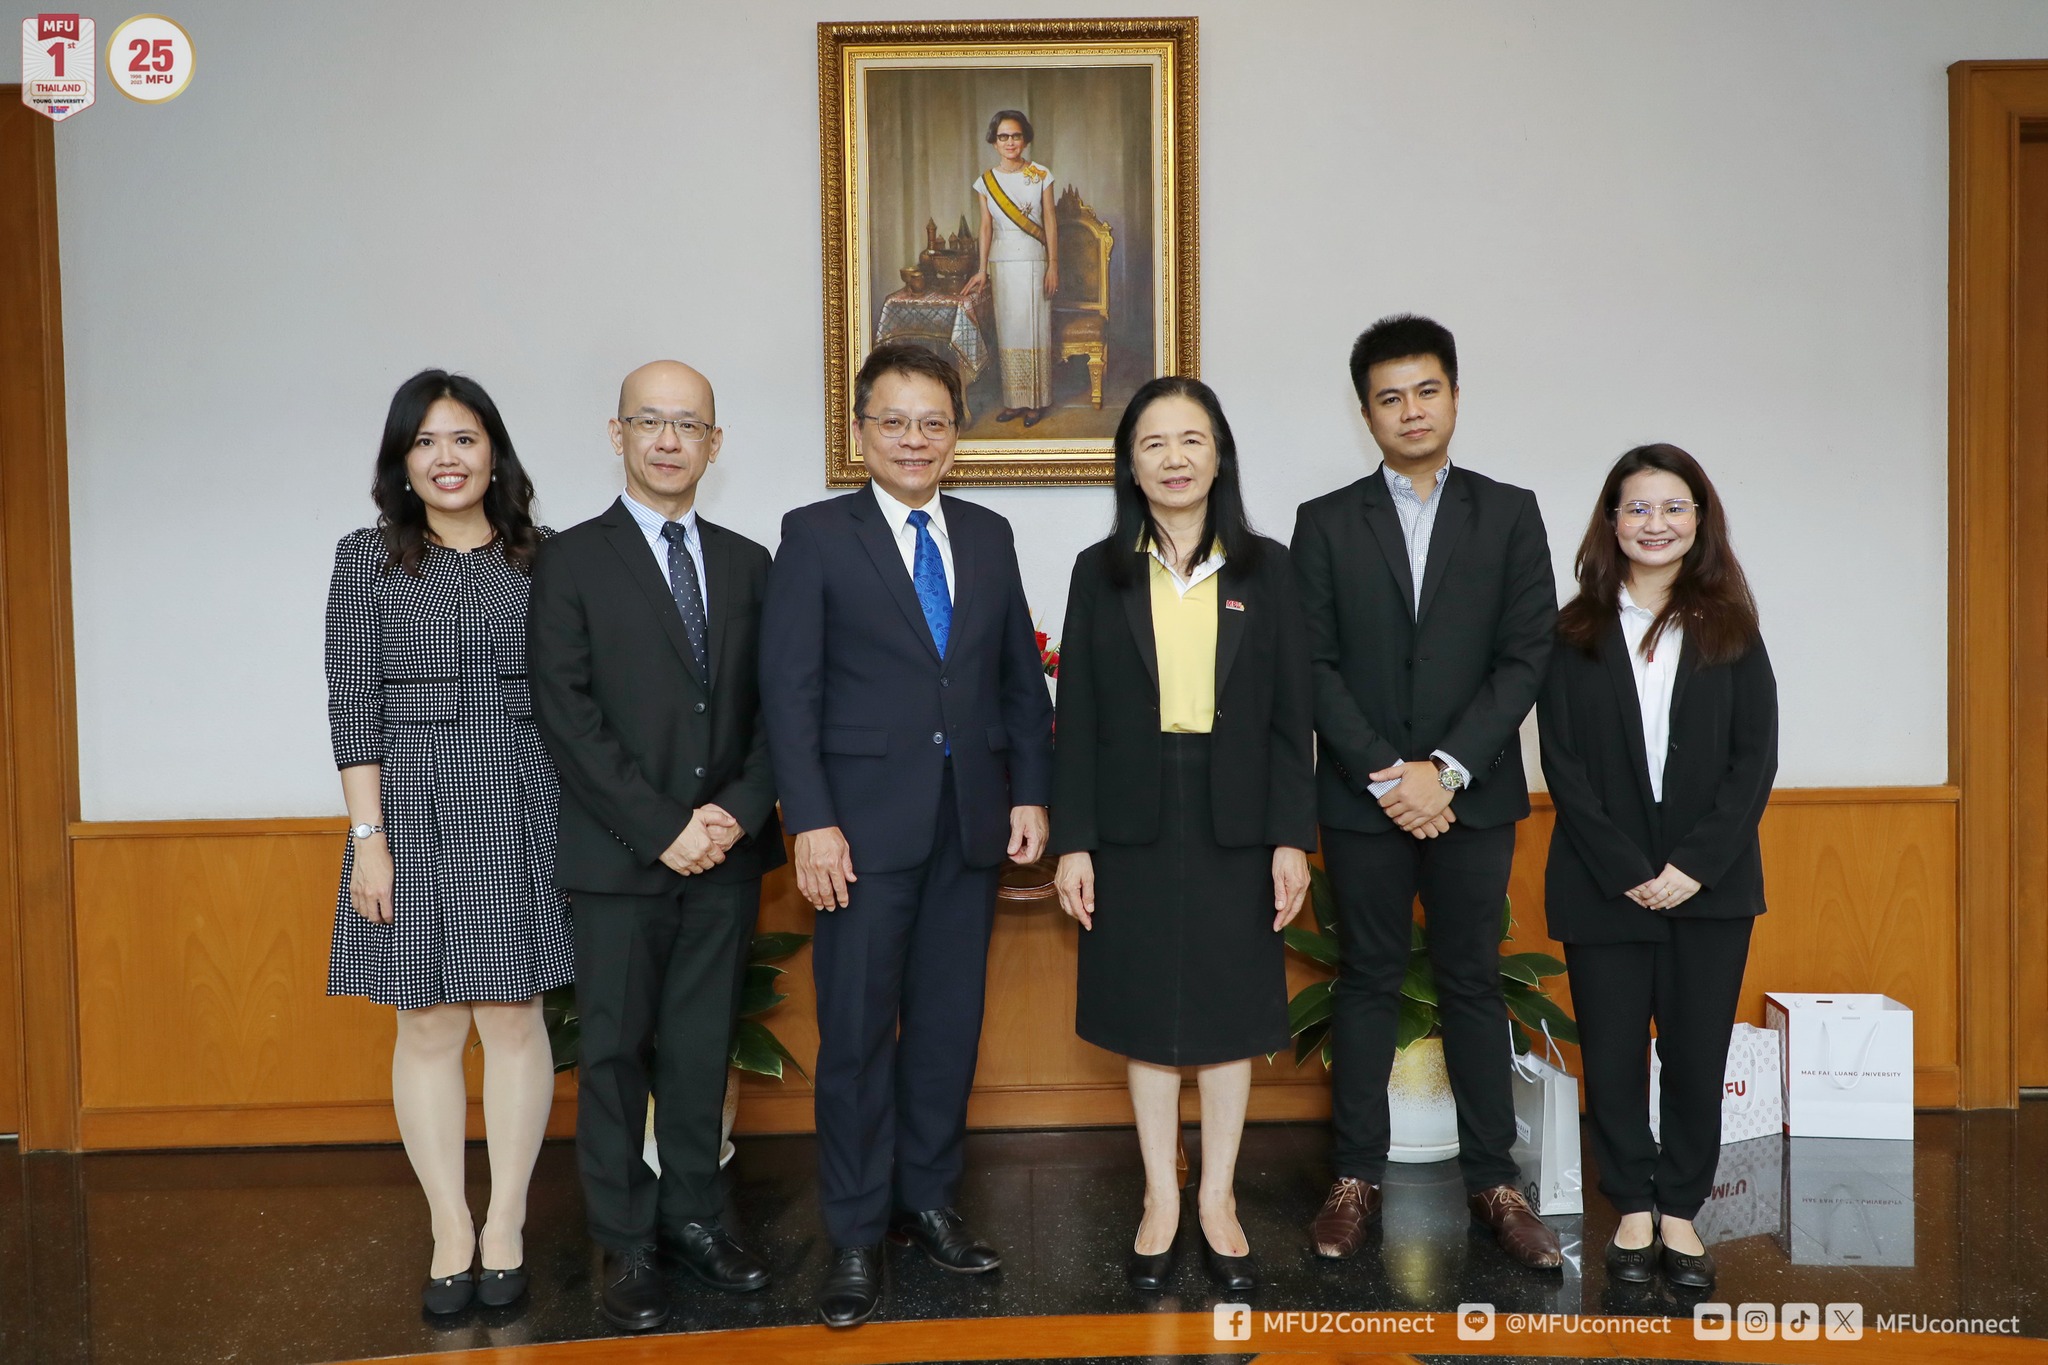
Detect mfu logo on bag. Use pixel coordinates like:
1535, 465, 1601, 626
20, 14, 95, 122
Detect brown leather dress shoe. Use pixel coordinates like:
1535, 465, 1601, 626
1310, 1177, 1383, 1259
1468, 1185, 1562, 1270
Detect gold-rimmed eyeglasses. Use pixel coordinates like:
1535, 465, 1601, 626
860, 413, 957, 440
620, 415, 715, 444
1614, 499, 1700, 523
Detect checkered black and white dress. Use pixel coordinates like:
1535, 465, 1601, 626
324, 528, 575, 1009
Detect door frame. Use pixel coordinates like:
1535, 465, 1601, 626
1949, 61, 2048, 1108
0, 88, 83, 1148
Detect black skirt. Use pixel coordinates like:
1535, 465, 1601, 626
1076, 732, 1291, 1066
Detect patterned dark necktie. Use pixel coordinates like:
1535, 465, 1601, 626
659, 521, 710, 687
907, 509, 951, 657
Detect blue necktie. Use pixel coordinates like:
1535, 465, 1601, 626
907, 509, 951, 658
659, 521, 710, 687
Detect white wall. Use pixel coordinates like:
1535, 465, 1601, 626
56, 0, 2047, 820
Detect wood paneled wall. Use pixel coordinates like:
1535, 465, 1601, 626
67, 787, 1958, 1149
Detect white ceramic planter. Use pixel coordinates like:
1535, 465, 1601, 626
1387, 1036, 1460, 1163
641, 1070, 742, 1174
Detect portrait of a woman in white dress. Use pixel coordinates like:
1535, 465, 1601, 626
964, 109, 1060, 427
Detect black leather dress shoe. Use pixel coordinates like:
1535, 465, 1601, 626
421, 1268, 474, 1315
475, 1263, 527, 1307
886, 1207, 1001, 1273
819, 1243, 883, 1328
1661, 1240, 1717, 1291
668, 1219, 770, 1293
599, 1245, 669, 1333
1604, 1231, 1659, 1285
1200, 1235, 1256, 1292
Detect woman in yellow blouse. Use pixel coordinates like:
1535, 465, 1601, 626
1051, 377, 1317, 1293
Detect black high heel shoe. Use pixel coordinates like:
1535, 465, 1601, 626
1199, 1230, 1256, 1292
1126, 1221, 1180, 1291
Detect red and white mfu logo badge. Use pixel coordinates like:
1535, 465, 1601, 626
20, 14, 95, 122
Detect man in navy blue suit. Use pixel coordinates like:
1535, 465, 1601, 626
761, 342, 1054, 1328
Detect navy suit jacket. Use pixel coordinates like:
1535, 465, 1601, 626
760, 488, 1054, 874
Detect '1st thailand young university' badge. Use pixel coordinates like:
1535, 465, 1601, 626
20, 14, 95, 122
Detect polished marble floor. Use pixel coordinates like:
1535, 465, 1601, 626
0, 1104, 2041, 1364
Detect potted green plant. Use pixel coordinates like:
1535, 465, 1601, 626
542, 929, 812, 1167
1282, 865, 1576, 1160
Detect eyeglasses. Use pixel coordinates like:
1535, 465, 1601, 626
993, 132, 1026, 143
620, 415, 714, 443
1614, 499, 1700, 523
860, 413, 957, 440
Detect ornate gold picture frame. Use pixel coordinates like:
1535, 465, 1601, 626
819, 17, 1199, 486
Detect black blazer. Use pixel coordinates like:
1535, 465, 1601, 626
759, 489, 1054, 875
1049, 539, 1317, 855
528, 498, 783, 894
1290, 465, 1556, 833
1537, 618, 1778, 943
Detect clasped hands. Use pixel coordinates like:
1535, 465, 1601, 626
794, 805, 1048, 912
1628, 863, 1701, 912
659, 803, 743, 877
1056, 846, 1309, 933
1371, 759, 1456, 839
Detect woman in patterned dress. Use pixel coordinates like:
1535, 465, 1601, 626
964, 108, 1060, 426
326, 369, 575, 1314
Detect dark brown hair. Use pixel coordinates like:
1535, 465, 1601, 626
1556, 443, 1761, 665
853, 341, 967, 426
371, 369, 541, 576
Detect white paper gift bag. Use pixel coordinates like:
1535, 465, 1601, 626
1650, 1022, 1784, 1145
1764, 993, 1913, 1139
1508, 1023, 1584, 1216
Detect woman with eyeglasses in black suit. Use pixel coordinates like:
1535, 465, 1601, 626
1539, 443, 1777, 1294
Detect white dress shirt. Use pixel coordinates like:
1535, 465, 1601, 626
1368, 460, 1470, 798
870, 482, 955, 597
1618, 584, 1683, 802
621, 490, 710, 627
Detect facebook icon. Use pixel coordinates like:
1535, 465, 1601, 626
1213, 1304, 1252, 1340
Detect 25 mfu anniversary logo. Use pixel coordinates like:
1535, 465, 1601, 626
19, 11, 194, 120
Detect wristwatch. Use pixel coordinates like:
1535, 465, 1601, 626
1429, 757, 1465, 792
350, 822, 383, 841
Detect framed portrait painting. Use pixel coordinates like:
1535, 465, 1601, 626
819, 17, 1199, 486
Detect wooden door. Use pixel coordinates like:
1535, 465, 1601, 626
2020, 128, 2048, 1086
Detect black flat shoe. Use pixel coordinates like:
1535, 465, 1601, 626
476, 1263, 527, 1307
996, 407, 1023, 422
1126, 1221, 1180, 1291
887, 1207, 1001, 1273
667, 1219, 770, 1292
1022, 408, 1048, 427
421, 1268, 475, 1315
1604, 1231, 1658, 1285
1199, 1235, 1256, 1292
819, 1243, 883, 1328
1661, 1240, 1717, 1291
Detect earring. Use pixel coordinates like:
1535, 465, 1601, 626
404, 480, 412, 492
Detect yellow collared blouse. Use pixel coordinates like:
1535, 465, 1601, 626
1148, 548, 1223, 733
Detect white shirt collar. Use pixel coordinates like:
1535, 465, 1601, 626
870, 481, 948, 540
1147, 540, 1225, 593
1618, 584, 1659, 620
622, 489, 698, 542
1385, 460, 1451, 495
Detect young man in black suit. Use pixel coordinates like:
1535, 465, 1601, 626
760, 342, 1054, 1328
1291, 316, 1562, 1269
528, 360, 782, 1332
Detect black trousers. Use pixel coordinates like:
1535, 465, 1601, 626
1565, 916, 1753, 1219
570, 878, 758, 1250
810, 765, 1000, 1247
1323, 821, 1520, 1192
